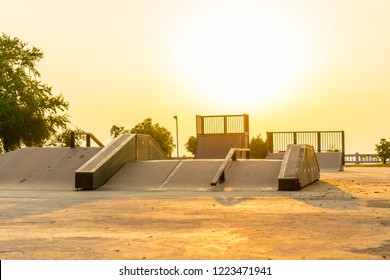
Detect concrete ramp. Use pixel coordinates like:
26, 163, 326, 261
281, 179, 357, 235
221, 160, 282, 191
278, 145, 320, 191
316, 152, 344, 171
103, 160, 180, 191
75, 134, 168, 190
195, 134, 246, 159
100, 160, 223, 192
101, 159, 282, 192
0, 147, 102, 189
160, 160, 222, 191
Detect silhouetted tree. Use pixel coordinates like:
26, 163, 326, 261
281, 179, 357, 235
185, 136, 197, 156
375, 138, 390, 164
249, 134, 268, 159
0, 33, 69, 152
109, 125, 130, 138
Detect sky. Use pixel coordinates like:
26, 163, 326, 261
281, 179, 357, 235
1, 0, 390, 155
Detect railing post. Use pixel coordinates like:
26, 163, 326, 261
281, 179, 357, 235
70, 131, 75, 148
355, 152, 360, 165
86, 134, 91, 147
293, 132, 297, 145
267, 132, 274, 153
317, 132, 321, 152
232, 150, 237, 161
341, 131, 345, 165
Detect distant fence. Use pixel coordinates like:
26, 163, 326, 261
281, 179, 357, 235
267, 131, 345, 164
344, 153, 386, 164
196, 114, 249, 135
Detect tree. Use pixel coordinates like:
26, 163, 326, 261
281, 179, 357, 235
185, 136, 197, 156
249, 134, 268, 159
109, 125, 130, 138
375, 138, 390, 164
45, 127, 85, 147
0, 33, 69, 152
110, 118, 175, 157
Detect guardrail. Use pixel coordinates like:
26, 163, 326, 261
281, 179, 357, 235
344, 153, 387, 164
210, 148, 250, 187
70, 131, 104, 148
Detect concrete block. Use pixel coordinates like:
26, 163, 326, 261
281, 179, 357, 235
278, 144, 320, 191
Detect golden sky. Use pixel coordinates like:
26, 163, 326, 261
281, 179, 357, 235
2, 0, 390, 154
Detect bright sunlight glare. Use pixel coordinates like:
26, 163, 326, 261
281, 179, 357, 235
175, 7, 311, 110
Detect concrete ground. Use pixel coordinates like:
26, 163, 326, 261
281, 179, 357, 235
0, 166, 389, 260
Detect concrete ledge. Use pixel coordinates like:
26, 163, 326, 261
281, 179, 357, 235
278, 144, 320, 191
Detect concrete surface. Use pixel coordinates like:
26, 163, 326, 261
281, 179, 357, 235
1, 166, 389, 260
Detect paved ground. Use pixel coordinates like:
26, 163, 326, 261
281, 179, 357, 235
0, 166, 389, 260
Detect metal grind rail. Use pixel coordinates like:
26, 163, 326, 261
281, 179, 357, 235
210, 148, 250, 187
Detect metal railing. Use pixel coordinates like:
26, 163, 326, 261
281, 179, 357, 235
196, 114, 249, 135
344, 153, 387, 164
70, 131, 104, 148
210, 148, 250, 187
267, 131, 345, 165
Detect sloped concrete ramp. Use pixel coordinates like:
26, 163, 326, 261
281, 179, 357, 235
101, 159, 282, 192
316, 152, 344, 171
221, 160, 282, 191
101, 160, 223, 192
159, 160, 223, 191
0, 147, 102, 190
102, 160, 180, 191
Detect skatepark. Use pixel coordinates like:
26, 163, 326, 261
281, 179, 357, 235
0, 115, 389, 259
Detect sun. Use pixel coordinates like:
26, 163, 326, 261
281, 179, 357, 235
174, 6, 311, 110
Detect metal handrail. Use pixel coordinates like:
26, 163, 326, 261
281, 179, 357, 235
70, 131, 104, 147
210, 148, 250, 186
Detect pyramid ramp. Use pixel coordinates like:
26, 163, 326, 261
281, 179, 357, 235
278, 144, 320, 191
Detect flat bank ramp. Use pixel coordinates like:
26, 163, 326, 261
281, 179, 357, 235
102, 160, 180, 191
220, 160, 282, 191
0, 147, 102, 189
102, 160, 222, 191
315, 152, 343, 171
101, 159, 283, 192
